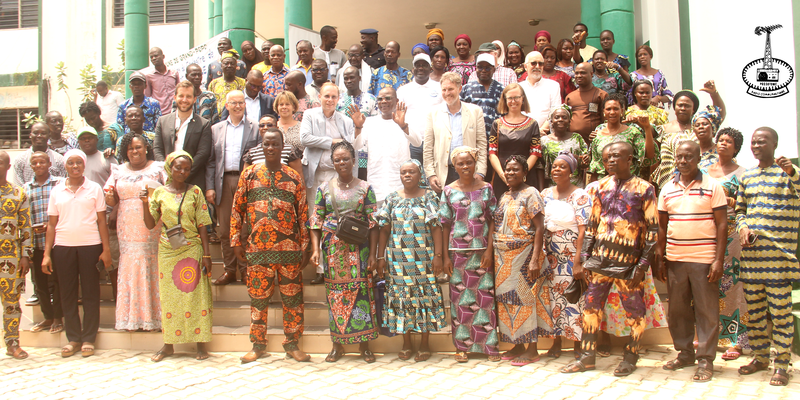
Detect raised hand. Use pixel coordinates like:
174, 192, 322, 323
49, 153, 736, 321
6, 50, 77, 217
348, 104, 366, 128
393, 101, 407, 128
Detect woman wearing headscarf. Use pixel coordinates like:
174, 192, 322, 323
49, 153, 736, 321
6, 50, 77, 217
43, 149, 112, 357
693, 105, 725, 169
505, 41, 526, 80
448, 34, 476, 85
440, 146, 499, 363
374, 160, 446, 362
104, 132, 167, 331
534, 30, 551, 52
541, 152, 591, 360
492, 40, 506, 66
411, 43, 430, 56
142, 151, 214, 362
426, 28, 444, 50
240, 40, 264, 73
705, 128, 749, 361
493, 155, 549, 366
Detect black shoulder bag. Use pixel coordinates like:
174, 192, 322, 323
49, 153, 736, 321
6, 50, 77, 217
329, 179, 370, 245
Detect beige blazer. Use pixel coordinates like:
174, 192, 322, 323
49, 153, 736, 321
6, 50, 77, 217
423, 102, 487, 182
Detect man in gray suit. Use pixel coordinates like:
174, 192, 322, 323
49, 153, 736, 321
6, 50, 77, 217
154, 80, 212, 191
300, 82, 364, 284
206, 90, 260, 285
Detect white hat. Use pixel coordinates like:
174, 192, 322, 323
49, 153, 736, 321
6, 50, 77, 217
476, 53, 496, 66
412, 53, 432, 66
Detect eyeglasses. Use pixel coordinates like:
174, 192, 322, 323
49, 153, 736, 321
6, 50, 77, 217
376, 96, 394, 102
506, 95, 524, 102
311, 68, 327, 73
529, 61, 544, 66
259, 123, 275, 128
228, 101, 245, 106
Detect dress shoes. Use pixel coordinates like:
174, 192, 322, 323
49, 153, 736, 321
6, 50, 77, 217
214, 271, 237, 286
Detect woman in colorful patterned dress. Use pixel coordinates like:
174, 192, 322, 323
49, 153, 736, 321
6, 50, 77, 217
505, 41, 526, 81
591, 51, 631, 96
142, 151, 213, 362
375, 160, 446, 362
105, 132, 166, 331
628, 45, 673, 109
624, 80, 669, 130
492, 156, 549, 366
705, 128, 749, 360
310, 141, 380, 363
541, 153, 591, 360
448, 34, 476, 85
541, 106, 588, 187
488, 83, 542, 197
693, 102, 726, 170
440, 146, 499, 363
587, 93, 656, 183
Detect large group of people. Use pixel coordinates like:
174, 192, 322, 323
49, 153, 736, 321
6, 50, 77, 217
2, 22, 796, 388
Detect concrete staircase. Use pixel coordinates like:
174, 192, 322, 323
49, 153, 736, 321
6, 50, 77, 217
20, 243, 674, 354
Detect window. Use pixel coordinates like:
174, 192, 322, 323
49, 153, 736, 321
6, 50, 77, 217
0, 0, 38, 30
113, 0, 190, 27
0, 108, 37, 149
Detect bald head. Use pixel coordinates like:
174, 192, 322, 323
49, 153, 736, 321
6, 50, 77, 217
286, 70, 306, 85
677, 140, 701, 157
574, 62, 594, 88
0, 150, 9, 164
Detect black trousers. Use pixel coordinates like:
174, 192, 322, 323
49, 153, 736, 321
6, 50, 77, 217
53, 244, 103, 343
32, 249, 62, 320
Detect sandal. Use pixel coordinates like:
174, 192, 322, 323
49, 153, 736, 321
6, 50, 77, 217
361, 349, 376, 363
61, 342, 79, 358
325, 347, 343, 363
30, 321, 51, 333
151, 349, 173, 363
663, 357, 695, 371
454, 351, 468, 363
510, 355, 540, 366
49, 323, 64, 334
500, 349, 523, 360
614, 360, 637, 377
738, 359, 769, 375
692, 360, 713, 382
770, 369, 790, 386
398, 349, 413, 361
81, 342, 95, 357
488, 355, 501, 362
414, 350, 431, 362
6, 346, 28, 360
597, 344, 611, 357
561, 359, 596, 373
546, 348, 562, 359
721, 348, 741, 361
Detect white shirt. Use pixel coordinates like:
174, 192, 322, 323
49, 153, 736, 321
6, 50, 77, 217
397, 79, 443, 143
336, 60, 373, 93
318, 113, 342, 170
245, 93, 261, 121
174, 112, 193, 151
224, 117, 245, 172
519, 78, 561, 128
354, 116, 422, 201
97, 90, 125, 128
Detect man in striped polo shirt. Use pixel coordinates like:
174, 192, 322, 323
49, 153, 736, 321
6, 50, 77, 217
735, 127, 799, 387
656, 140, 727, 382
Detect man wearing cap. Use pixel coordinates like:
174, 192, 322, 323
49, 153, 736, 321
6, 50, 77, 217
79, 101, 124, 155
461, 53, 504, 145
92, 81, 124, 129
369, 41, 411, 97
467, 43, 518, 87
208, 51, 247, 114
206, 37, 247, 88
293, 40, 315, 85
143, 47, 180, 115
360, 29, 386, 69
116, 71, 162, 133
263, 45, 289, 97
76, 126, 118, 187
336, 44, 372, 92
314, 26, 347, 80
397, 53, 442, 164
519, 51, 560, 130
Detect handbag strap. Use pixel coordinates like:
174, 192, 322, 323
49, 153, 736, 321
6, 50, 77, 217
328, 178, 341, 219
175, 185, 192, 226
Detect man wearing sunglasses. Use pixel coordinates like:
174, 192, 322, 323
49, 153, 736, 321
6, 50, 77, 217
519, 51, 560, 131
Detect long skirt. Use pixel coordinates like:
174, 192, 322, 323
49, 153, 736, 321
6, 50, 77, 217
718, 228, 750, 350
322, 231, 379, 344
544, 229, 584, 342
450, 249, 499, 355
158, 240, 213, 344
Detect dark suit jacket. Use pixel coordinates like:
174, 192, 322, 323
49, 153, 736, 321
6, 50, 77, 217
153, 112, 213, 191
219, 92, 277, 121
206, 117, 260, 205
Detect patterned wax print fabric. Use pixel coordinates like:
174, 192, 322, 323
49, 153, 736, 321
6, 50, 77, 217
710, 166, 750, 350
207, 77, 246, 114
541, 187, 590, 341
0, 182, 32, 347
624, 105, 668, 127
460, 80, 504, 135
592, 72, 625, 95
554, 64, 575, 78
262, 68, 289, 98
588, 123, 657, 179
148, 185, 213, 344
700, 146, 719, 170
105, 161, 167, 331
309, 180, 379, 344
374, 190, 447, 334
651, 128, 695, 189
488, 117, 542, 198
368, 66, 413, 97
116, 96, 162, 133
439, 183, 500, 355
337, 92, 379, 118
492, 186, 552, 343
628, 70, 673, 108
447, 60, 476, 86
48, 136, 78, 156
540, 133, 588, 187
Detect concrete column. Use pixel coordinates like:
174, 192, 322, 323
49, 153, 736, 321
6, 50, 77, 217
209, 0, 215, 39
284, 0, 312, 65
581, 0, 602, 51
600, 0, 635, 65
124, 0, 149, 97
213, 0, 223, 35
223, 0, 255, 51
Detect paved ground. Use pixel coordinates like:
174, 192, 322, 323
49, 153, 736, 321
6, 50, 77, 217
2, 346, 798, 400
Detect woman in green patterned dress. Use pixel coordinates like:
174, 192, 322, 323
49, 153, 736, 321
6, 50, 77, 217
310, 141, 380, 363
375, 160, 446, 362
142, 150, 214, 362
541, 106, 588, 187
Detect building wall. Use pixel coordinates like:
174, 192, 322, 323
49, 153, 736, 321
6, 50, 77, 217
0, 29, 38, 75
